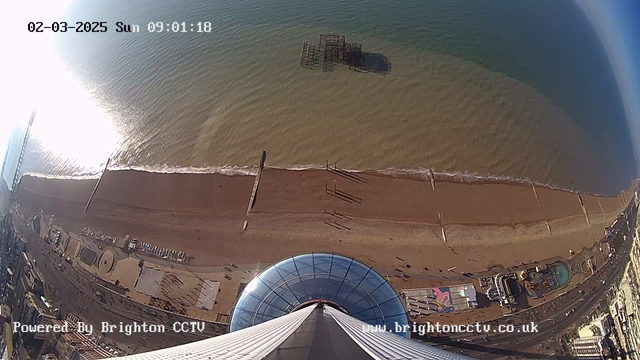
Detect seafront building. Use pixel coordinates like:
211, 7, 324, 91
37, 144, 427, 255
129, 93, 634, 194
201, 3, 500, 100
567, 195, 640, 359
570, 336, 607, 359
605, 221, 640, 359
43, 317, 118, 360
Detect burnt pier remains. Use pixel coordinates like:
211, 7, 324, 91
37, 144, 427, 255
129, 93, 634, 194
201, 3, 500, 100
300, 34, 390, 75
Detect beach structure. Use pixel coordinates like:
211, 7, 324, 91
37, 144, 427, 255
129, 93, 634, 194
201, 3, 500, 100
478, 273, 522, 307
522, 262, 570, 299
78, 247, 97, 266
128, 240, 187, 263
106, 253, 471, 360
402, 284, 478, 316
478, 275, 503, 302
134, 266, 165, 297
494, 273, 518, 306
81, 227, 188, 263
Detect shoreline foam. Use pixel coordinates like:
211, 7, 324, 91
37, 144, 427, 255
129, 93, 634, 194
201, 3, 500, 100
23, 163, 633, 197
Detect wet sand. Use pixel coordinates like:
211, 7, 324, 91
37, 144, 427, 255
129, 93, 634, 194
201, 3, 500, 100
15, 169, 635, 274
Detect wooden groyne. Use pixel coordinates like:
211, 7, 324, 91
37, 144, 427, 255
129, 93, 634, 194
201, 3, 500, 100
84, 158, 110, 214
438, 211, 447, 242
247, 151, 266, 214
428, 169, 435, 190
578, 194, 591, 228
530, 181, 552, 234
597, 199, 606, 222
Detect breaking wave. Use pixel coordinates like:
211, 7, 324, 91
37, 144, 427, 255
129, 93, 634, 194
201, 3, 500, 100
108, 165, 259, 176
269, 165, 594, 195
23, 163, 621, 197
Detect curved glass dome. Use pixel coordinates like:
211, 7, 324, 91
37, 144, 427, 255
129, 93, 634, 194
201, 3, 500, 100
230, 253, 409, 337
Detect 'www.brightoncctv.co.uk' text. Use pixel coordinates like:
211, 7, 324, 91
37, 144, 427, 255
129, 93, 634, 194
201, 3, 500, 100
363, 322, 539, 336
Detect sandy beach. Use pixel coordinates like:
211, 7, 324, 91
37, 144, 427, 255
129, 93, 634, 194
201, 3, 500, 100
15, 168, 636, 276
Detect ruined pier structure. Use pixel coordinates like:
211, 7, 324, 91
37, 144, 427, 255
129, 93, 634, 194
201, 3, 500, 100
300, 34, 363, 72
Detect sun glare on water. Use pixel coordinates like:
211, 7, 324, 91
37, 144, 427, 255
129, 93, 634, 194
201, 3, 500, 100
1, 0, 121, 174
